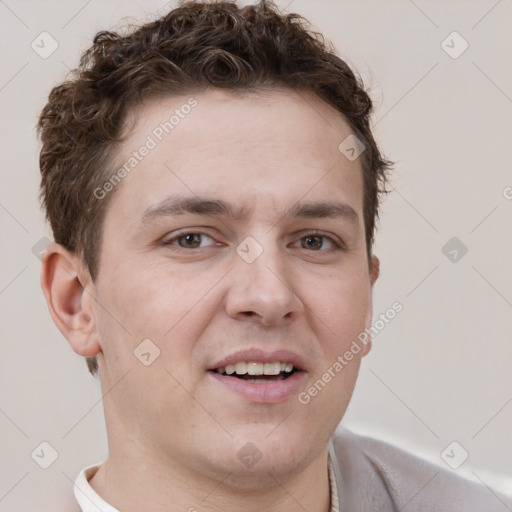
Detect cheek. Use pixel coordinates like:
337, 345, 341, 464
305, 266, 372, 345
300, 266, 371, 410
94, 261, 217, 423
101, 261, 177, 328
297, 275, 369, 427
96, 259, 222, 366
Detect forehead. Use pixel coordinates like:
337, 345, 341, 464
106, 88, 363, 223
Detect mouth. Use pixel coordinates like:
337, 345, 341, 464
207, 349, 306, 403
209, 361, 298, 383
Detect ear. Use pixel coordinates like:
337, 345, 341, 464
370, 254, 380, 287
361, 254, 380, 357
40, 243, 101, 358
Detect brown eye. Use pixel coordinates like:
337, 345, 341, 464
297, 233, 340, 251
178, 233, 202, 248
164, 232, 217, 249
301, 235, 324, 250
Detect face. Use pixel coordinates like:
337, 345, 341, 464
90, 88, 378, 485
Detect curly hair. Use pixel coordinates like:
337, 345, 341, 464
37, 0, 391, 377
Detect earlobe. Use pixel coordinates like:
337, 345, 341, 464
370, 254, 380, 287
40, 244, 101, 357
361, 254, 380, 357
361, 340, 372, 357
360, 299, 373, 357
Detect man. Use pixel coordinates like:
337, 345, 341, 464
38, 1, 510, 510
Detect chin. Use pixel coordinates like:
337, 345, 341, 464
203, 428, 317, 486
217, 453, 311, 491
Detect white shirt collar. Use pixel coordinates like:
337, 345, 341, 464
74, 462, 119, 512
74, 456, 340, 512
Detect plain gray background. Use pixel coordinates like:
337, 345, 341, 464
1, 0, 511, 510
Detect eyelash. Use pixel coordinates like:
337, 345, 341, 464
162, 230, 344, 251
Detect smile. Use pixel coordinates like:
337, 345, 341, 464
212, 361, 296, 382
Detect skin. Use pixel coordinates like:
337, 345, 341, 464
41, 88, 379, 512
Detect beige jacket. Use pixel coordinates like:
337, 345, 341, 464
329, 428, 511, 511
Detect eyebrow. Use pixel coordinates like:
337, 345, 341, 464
141, 195, 359, 225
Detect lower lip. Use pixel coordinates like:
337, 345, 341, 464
208, 371, 306, 403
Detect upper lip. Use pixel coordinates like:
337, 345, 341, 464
209, 348, 306, 371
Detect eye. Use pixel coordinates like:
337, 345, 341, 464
293, 232, 341, 251
164, 232, 217, 249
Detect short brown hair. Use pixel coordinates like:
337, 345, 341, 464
38, 0, 391, 377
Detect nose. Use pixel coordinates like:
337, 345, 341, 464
225, 242, 304, 326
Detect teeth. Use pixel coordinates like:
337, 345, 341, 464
264, 362, 281, 375
235, 362, 248, 375
216, 362, 295, 375
247, 362, 263, 375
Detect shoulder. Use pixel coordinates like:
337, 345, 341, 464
329, 427, 511, 512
